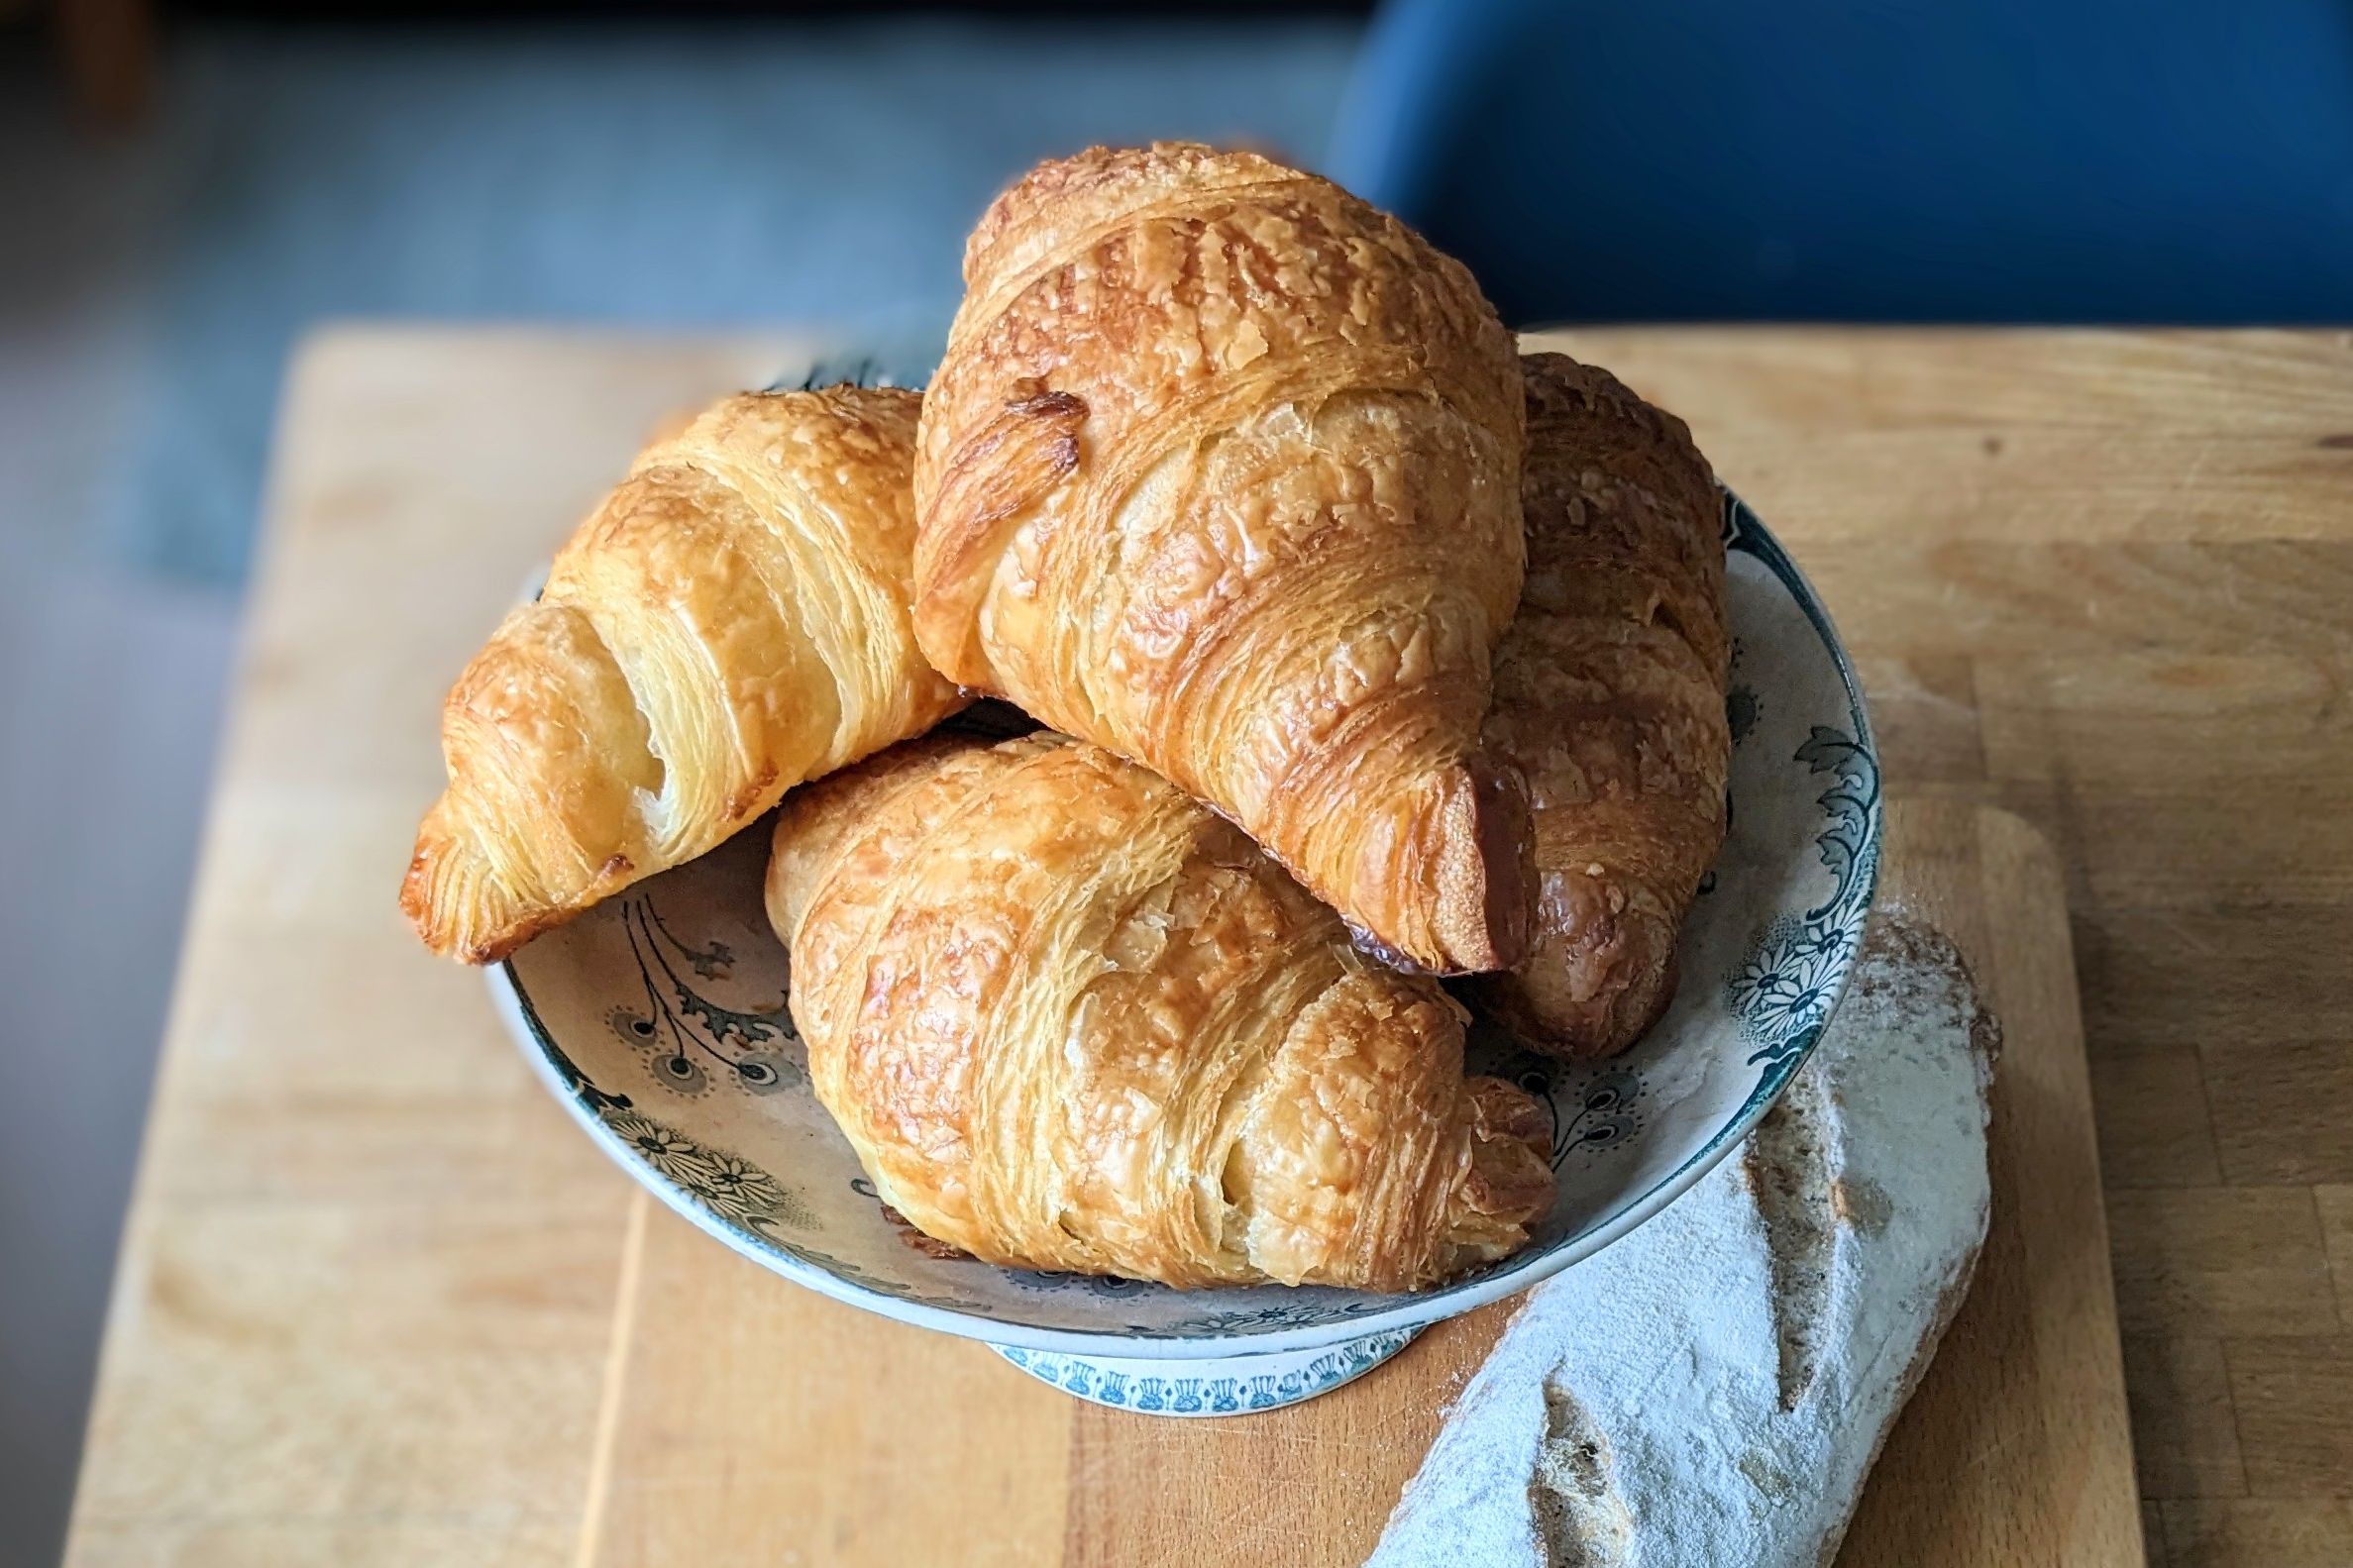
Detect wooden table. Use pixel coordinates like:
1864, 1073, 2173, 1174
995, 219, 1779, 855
64, 327, 2353, 1567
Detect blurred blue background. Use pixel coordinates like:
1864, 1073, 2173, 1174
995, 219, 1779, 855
3, 1, 2348, 1561
1334, 0, 2353, 327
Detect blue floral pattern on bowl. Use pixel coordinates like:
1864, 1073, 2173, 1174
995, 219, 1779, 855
997, 1329, 1418, 1415
492, 490, 1878, 1363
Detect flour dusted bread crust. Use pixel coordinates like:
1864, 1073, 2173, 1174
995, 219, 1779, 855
402, 385, 964, 962
1370, 918, 1997, 1566
1464, 354, 1732, 1056
765, 731, 1555, 1291
912, 143, 1532, 976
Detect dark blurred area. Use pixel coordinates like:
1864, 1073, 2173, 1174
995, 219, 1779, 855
4, 1, 2347, 1561
1330, 0, 2353, 328
5, 5, 1362, 1561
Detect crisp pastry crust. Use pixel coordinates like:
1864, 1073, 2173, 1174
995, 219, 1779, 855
402, 385, 965, 962
1461, 355, 1733, 1057
912, 142, 1532, 976
766, 731, 1555, 1291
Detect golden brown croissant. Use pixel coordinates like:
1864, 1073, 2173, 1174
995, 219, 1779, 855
765, 731, 1554, 1291
1462, 354, 1732, 1057
911, 142, 1532, 977
402, 385, 964, 962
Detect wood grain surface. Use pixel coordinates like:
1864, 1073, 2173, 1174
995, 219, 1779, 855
62, 327, 2353, 1568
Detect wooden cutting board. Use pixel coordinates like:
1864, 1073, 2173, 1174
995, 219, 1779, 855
532, 799, 2140, 1568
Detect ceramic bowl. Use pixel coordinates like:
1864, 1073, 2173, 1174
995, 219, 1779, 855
490, 492, 1878, 1414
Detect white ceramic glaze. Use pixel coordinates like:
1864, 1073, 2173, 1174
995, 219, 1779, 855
489, 492, 1878, 1397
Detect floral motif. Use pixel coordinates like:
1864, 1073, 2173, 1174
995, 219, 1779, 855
647, 1051, 711, 1097
1158, 1297, 1395, 1336
612, 895, 803, 1098
593, 1107, 815, 1233
1007, 1270, 1153, 1300
997, 1328, 1415, 1414
1728, 724, 1880, 1068
1726, 684, 1761, 745
605, 1004, 659, 1046
602, 1110, 712, 1186
1484, 1051, 1648, 1170
1731, 920, 1841, 1040
695, 1150, 814, 1231
1555, 1067, 1646, 1160
729, 1050, 802, 1096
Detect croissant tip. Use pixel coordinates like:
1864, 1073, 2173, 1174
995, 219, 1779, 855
1469, 889, 1683, 1060
1466, 1074, 1554, 1160
400, 826, 529, 965
397, 847, 435, 924
1420, 756, 1535, 975
1440, 1075, 1557, 1265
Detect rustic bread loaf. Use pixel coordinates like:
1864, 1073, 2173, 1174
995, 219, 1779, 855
1368, 917, 1998, 1567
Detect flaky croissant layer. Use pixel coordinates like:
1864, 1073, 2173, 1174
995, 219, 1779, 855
403, 384, 964, 962
912, 142, 1533, 977
767, 732, 1555, 1292
1463, 355, 1733, 1057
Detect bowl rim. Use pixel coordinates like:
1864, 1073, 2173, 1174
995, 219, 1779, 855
489, 491, 1879, 1359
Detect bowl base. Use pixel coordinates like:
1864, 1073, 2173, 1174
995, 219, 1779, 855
992, 1326, 1417, 1416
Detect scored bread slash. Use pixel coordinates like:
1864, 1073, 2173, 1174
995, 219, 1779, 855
1369, 916, 1996, 1567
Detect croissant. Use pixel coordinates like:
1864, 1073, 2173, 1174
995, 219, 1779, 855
912, 143, 1532, 976
1461, 355, 1732, 1057
765, 731, 1555, 1291
402, 385, 964, 962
